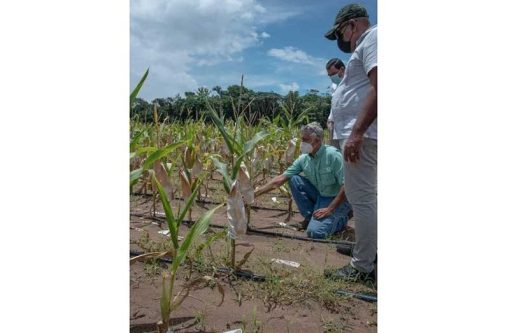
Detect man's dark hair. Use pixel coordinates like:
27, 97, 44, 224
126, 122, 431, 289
326, 58, 345, 71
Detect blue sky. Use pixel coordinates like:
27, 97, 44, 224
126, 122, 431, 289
131, 0, 377, 101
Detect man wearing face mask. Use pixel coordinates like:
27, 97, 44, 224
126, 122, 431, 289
322, 3, 377, 284
325, 58, 346, 149
254, 122, 351, 239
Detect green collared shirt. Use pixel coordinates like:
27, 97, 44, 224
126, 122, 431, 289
283, 144, 344, 197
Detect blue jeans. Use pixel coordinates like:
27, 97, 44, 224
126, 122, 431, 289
288, 175, 351, 239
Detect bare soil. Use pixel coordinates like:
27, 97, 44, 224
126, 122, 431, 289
130, 190, 377, 333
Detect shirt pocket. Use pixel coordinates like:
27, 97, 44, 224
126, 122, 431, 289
319, 171, 335, 186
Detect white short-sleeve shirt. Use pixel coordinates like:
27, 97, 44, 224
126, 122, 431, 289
330, 25, 377, 140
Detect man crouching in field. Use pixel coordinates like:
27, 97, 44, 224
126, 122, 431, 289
254, 122, 351, 239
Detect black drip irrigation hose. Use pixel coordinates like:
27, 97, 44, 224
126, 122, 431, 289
245, 226, 356, 246
335, 289, 377, 303
130, 250, 376, 302
131, 192, 299, 213
129, 250, 265, 282
130, 212, 355, 246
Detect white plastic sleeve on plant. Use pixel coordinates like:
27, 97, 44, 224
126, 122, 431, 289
237, 162, 254, 205
227, 180, 247, 239
284, 138, 296, 163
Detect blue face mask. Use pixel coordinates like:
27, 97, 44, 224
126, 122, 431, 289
330, 74, 342, 85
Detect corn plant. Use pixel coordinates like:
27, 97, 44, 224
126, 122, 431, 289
131, 172, 223, 333
130, 69, 222, 332
206, 101, 270, 270
130, 141, 186, 204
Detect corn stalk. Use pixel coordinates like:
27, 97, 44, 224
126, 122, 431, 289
149, 172, 223, 333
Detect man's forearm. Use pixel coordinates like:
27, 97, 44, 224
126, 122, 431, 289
327, 186, 346, 211
255, 181, 277, 197
254, 175, 288, 197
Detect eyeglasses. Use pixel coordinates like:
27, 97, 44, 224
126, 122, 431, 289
334, 21, 352, 39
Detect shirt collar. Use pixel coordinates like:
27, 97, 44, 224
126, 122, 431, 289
310, 144, 326, 159
356, 24, 376, 47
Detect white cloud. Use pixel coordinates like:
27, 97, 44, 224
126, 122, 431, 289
267, 46, 324, 67
279, 82, 299, 93
130, 0, 298, 100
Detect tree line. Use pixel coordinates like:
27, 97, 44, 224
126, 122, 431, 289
130, 85, 332, 127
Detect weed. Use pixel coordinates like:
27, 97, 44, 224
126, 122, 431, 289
239, 306, 263, 333
194, 310, 206, 331
321, 315, 347, 333
144, 258, 163, 277
237, 255, 373, 314
272, 239, 290, 253
250, 306, 262, 333
135, 230, 174, 253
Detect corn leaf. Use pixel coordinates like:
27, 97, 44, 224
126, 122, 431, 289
191, 158, 203, 179
295, 107, 310, 126
231, 154, 245, 180
172, 276, 214, 311
243, 130, 270, 156
143, 142, 186, 169
172, 203, 224, 274
151, 172, 179, 250
130, 168, 144, 187
130, 68, 149, 108
206, 103, 238, 155
154, 160, 173, 200
210, 156, 232, 194
236, 247, 255, 269
179, 169, 192, 199
183, 146, 196, 169
176, 178, 202, 227
136, 146, 158, 155
130, 129, 146, 151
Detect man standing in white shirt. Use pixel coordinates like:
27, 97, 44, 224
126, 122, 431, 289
325, 58, 346, 149
323, 3, 377, 284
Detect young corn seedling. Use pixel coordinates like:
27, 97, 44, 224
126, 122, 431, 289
135, 171, 223, 333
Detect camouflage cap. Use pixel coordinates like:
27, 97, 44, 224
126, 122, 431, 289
324, 4, 368, 40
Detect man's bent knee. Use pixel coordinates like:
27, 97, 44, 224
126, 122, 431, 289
288, 175, 304, 190
306, 225, 330, 239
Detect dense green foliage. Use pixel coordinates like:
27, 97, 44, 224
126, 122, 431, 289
130, 85, 332, 127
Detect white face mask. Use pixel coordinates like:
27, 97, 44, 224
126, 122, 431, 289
300, 142, 313, 154
330, 73, 342, 85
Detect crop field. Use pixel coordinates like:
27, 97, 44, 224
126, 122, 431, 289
129, 73, 377, 333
